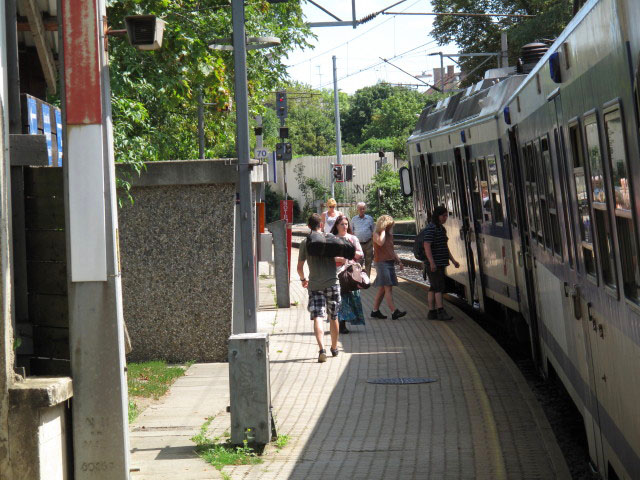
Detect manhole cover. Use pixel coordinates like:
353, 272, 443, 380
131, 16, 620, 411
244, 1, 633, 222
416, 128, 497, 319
367, 377, 437, 385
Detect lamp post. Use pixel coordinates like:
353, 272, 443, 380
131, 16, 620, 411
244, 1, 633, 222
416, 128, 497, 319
230, 0, 257, 333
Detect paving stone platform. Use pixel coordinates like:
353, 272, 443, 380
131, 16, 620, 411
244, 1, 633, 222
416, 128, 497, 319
129, 248, 570, 480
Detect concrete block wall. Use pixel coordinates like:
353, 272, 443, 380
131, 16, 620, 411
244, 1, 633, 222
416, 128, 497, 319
118, 160, 265, 363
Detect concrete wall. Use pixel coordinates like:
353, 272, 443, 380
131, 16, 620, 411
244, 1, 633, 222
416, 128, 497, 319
118, 160, 264, 363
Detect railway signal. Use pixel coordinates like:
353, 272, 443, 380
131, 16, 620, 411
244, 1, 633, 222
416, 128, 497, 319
344, 164, 354, 181
276, 142, 292, 161
332, 164, 344, 182
275, 90, 288, 119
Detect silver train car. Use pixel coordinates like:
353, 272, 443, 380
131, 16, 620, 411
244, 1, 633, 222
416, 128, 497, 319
403, 0, 640, 478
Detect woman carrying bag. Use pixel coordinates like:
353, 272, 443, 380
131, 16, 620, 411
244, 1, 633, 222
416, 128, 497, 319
331, 215, 365, 333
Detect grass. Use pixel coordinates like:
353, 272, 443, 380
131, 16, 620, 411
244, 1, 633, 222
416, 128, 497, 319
127, 360, 190, 423
128, 360, 188, 399
191, 418, 263, 471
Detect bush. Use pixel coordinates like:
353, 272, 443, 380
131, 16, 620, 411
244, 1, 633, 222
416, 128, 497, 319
264, 183, 302, 224
365, 165, 413, 220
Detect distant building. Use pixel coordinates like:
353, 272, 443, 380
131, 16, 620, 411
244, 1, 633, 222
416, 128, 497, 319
426, 65, 463, 94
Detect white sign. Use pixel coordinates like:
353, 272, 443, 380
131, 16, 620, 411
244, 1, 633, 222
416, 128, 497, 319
254, 148, 269, 161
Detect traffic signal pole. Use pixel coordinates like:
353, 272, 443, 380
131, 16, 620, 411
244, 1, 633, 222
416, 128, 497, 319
332, 55, 343, 197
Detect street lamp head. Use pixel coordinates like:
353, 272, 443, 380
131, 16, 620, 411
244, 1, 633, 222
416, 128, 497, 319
124, 15, 166, 51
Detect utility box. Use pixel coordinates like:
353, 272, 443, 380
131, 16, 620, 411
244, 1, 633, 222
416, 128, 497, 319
228, 333, 272, 445
259, 233, 273, 262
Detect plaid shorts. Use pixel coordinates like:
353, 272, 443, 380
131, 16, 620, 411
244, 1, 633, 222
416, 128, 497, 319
308, 284, 341, 320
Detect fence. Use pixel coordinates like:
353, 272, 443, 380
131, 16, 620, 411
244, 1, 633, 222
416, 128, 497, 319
272, 152, 397, 213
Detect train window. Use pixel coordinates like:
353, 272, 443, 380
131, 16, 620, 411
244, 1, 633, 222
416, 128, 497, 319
469, 160, 482, 221
487, 156, 504, 224
478, 157, 492, 222
523, 143, 541, 241
533, 142, 549, 247
569, 123, 596, 276
431, 165, 439, 209
604, 108, 640, 300
584, 115, 617, 288
444, 162, 453, 217
541, 137, 562, 255
437, 165, 446, 207
504, 152, 518, 228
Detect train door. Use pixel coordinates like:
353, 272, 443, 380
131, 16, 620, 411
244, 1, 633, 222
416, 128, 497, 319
452, 146, 474, 304
564, 115, 607, 473
454, 146, 485, 308
507, 126, 542, 365
420, 154, 433, 221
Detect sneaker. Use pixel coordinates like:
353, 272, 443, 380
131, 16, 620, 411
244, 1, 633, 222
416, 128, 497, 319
371, 310, 387, 319
392, 309, 407, 320
436, 309, 453, 321
330, 347, 339, 357
427, 310, 438, 320
318, 350, 327, 363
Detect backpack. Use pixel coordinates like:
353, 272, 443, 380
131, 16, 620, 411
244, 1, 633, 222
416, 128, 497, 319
413, 227, 428, 261
306, 231, 356, 259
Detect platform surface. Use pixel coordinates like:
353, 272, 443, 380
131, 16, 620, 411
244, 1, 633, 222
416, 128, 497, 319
130, 248, 570, 480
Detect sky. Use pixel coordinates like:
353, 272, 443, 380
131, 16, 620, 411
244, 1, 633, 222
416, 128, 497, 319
284, 0, 459, 94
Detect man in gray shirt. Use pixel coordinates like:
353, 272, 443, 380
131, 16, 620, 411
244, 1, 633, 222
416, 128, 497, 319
351, 202, 375, 277
297, 213, 341, 363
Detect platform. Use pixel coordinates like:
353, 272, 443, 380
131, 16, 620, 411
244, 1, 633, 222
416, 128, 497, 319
129, 247, 570, 480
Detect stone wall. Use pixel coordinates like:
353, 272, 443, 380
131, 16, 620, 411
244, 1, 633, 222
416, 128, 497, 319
118, 160, 265, 362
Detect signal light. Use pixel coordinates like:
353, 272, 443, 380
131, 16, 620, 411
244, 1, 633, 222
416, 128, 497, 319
344, 164, 354, 182
333, 164, 344, 182
275, 90, 288, 119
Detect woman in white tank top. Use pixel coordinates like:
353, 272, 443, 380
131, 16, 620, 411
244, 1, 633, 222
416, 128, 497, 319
321, 198, 342, 234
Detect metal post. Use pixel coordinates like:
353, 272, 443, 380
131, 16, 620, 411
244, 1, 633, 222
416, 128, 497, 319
5, 0, 20, 134
232, 0, 257, 333
501, 32, 509, 68
198, 88, 205, 159
256, 115, 264, 202
332, 55, 342, 199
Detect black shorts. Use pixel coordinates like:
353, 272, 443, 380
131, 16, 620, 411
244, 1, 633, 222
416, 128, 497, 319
426, 265, 446, 293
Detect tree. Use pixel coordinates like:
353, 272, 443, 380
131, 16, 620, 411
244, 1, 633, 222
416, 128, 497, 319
365, 165, 413, 220
340, 82, 395, 147
107, 0, 313, 170
430, 0, 573, 85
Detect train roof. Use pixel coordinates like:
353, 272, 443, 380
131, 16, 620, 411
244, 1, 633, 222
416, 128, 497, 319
408, 74, 525, 143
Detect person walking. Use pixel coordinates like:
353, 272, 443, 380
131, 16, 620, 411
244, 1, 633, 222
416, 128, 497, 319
371, 215, 407, 320
297, 213, 342, 362
331, 215, 365, 333
423, 205, 460, 320
321, 198, 343, 234
351, 202, 375, 277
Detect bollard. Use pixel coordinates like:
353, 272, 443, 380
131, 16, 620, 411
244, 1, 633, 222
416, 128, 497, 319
266, 219, 290, 308
228, 333, 273, 445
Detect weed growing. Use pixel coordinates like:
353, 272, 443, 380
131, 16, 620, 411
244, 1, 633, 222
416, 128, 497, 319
191, 418, 262, 471
128, 400, 140, 423
275, 434, 290, 449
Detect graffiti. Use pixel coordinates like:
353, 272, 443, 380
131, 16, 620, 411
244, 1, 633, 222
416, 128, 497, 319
353, 184, 371, 195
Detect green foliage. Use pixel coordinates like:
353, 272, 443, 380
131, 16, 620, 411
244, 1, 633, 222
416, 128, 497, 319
107, 0, 313, 168
341, 83, 395, 146
191, 418, 262, 471
275, 434, 290, 449
264, 183, 301, 223
294, 163, 329, 219
365, 165, 413, 220
127, 361, 187, 399
431, 0, 573, 84
128, 400, 140, 423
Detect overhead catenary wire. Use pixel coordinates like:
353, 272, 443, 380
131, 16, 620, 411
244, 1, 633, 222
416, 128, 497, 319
316, 39, 438, 89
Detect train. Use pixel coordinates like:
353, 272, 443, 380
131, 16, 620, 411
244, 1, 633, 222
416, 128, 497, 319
401, 0, 640, 478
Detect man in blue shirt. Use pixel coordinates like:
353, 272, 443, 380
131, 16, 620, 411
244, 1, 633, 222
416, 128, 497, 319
351, 202, 375, 277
